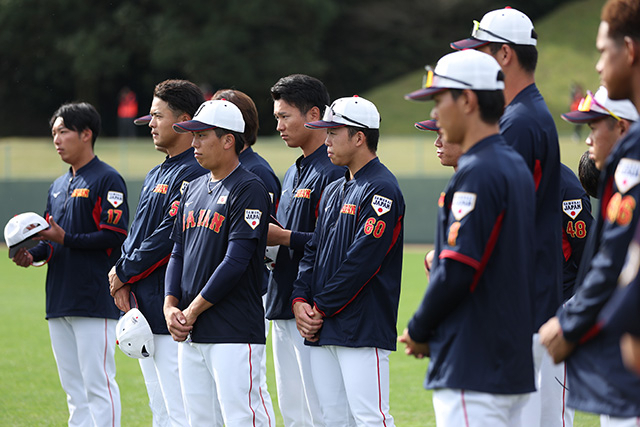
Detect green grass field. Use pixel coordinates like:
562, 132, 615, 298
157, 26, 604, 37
0, 245, 600, 426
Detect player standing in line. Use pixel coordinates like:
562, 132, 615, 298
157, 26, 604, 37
163, 99, 273, 426
291, 96, 404, 426
266, 74, 345, 426
108, 79, 207, 426
539, 1, 640, 422
211, 88, 278, 423
399, 49, 536, 426
448, 8, 564, 426
415, 121, 593, 307
12, 102, 128, 427
562, 86, 638, 172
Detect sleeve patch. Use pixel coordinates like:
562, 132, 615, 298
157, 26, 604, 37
451, 192, 476, 220
562, 199, 583, 220
371, 195, 392, 216
244, 209, 262, 230
180, 181, 189, 195
615, 158, 640, 194
107, 191, 124, 208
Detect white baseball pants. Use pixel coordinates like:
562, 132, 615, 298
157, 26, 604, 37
309, 345, 394, 427
519, 333, 575, 426
271, 318, 324, 426
138, 334, 188, 426
433, 388, 530, 427
48, 316, 120, 427
178, 341, 272, 427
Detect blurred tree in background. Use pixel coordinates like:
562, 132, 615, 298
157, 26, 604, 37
0, 0, 572, 137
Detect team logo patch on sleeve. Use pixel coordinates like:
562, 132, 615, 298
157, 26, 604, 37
244, 209, 262, 230
615, 158, 640, 194
107, 191, 124, 208
180, 181, 189, 195
371, 195, 392, 216
451, 192, 476, 220
562, 199, 583, 219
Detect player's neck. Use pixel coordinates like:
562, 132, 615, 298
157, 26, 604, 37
165, 135, 194, 158
210, 158, 240, 182
300, 135, 325, 158
504, 70, 535, 106
461, 122, 500, 153
70, 151, 96, 176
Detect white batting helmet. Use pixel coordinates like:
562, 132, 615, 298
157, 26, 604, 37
4, 212, 49, 258
265, 245, 280, 271
115, 308, 155, 359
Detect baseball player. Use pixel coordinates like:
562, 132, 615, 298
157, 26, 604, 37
291, 95, 404, 426
11, 102, 128, 427
211, 88, 278, 423
163, 99, 273, 426
449, 8, 565, 426
400, 49, 536, 426
416, 121, 593, 308
266, 74, 345, 426
539, 1, 640, 422
108, 79, 207, 426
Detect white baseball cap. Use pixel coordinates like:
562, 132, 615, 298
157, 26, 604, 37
450, 7, 537, 50
115, 308, 155, 359
562, 86, 639, 124
173, 99, 245, 133
4, 212, 49, 258
405, 50, 505, 101
305, 96, 380, 129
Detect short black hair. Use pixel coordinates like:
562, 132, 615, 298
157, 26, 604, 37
154, 79, 205, 119
213, 128, 245, 155
49, 102, 101, 147
450, 88, 505, 125
579, 150, 601, 198
488, 40, 538, 73
270, 74, 330, 116
347, 127, 380, 152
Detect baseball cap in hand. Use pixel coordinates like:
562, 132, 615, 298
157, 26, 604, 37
450, 7, 537, 50
405, 49, 504, 101
173, 99, 245, 134
561, 86, 639, 124
4, 212, 49, 258
116, 308, 155, 359
305, 96, 380, 129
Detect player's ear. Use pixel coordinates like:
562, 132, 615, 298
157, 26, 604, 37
223, 133, 235, 150
80, 128, 93, 144
307, 106, 321, 122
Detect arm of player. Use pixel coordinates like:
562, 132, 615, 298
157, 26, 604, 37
163, 242, 192, 342
196, 238, 258, 306
291, 228, 323, 340
311, 189, 404, 317
407, 258, 476, 342
398, 328, 430, 359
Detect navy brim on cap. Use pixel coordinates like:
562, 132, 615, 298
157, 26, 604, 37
172, 120, 217, 134
415, 119, 439, 131
304, 120, 347, 129
450, 37, 490, 50
133, 114, 152, 125
561, 110, 609, 124
405, 87, 447, 101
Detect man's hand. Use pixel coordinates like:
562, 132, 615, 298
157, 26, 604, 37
398, 328, 431, 359
12, 247, 34, 267
539, 316, 576, 364
620, 333, 640, 375
267, 223, 291, 246
35, 217, 65, 245
164, 296, 193, 342
293, 301, 323, 342
108, 266, 126, 296
113, 285, 131, 312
